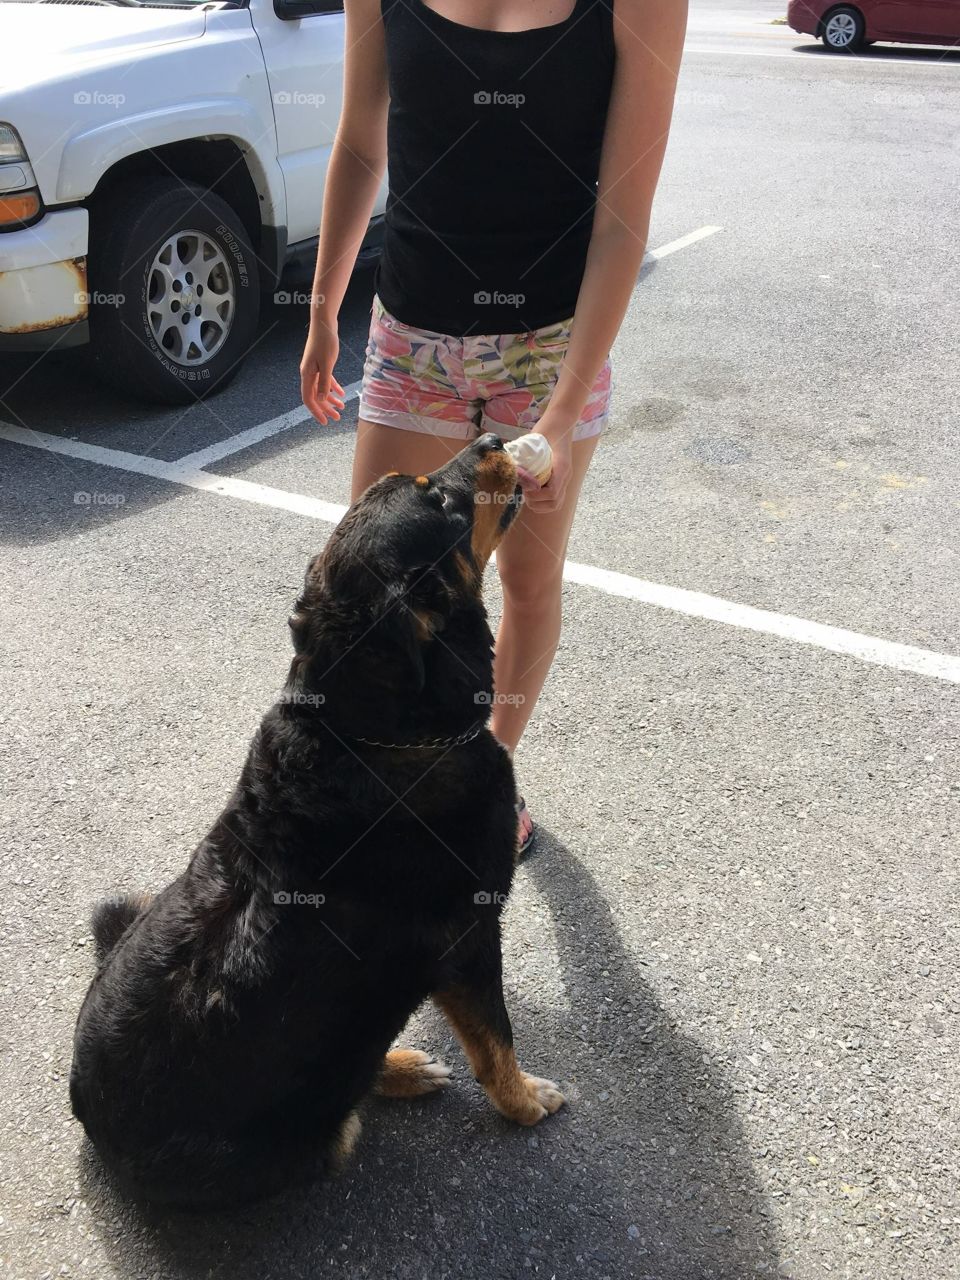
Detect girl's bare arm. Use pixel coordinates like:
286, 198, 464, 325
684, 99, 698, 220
301, 0, 390, 422
530, 0, 688, 506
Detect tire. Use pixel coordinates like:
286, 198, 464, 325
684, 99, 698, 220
820, 6, 866, 50
88, 179, 261, 405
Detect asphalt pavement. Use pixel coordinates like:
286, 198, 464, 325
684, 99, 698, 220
2, 4, 959, 1278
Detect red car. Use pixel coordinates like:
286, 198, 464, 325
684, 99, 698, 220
787, 0, 960, 49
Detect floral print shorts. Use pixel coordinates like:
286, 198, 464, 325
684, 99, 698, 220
358, 293, 612, 442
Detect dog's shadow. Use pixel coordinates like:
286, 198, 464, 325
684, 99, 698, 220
81, 834, 780, 1279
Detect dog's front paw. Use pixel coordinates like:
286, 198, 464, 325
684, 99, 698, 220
377, 1048, 453, 1098
412, 1053, 453, 1094
513, 1073, 566, 1125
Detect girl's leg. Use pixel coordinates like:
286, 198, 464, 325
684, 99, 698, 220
351, 418, 470, 503
490, 434, 601, 756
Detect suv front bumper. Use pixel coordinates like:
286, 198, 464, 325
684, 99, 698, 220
0, 208, 89, 351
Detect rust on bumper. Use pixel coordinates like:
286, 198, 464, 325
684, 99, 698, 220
0, 256, 88, 334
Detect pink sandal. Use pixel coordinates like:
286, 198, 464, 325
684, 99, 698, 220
515, 793, 535, 860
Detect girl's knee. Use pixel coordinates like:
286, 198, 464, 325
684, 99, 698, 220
498, 562, 564, 613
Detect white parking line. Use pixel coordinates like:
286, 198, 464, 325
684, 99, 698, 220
3, 419, 959, 686
175, 377, 364, 472
0, 422, 347, 524
645, 226, 722, 261
563, 563, 960, 685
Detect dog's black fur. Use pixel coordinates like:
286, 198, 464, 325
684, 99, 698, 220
70, 435, 560, 1208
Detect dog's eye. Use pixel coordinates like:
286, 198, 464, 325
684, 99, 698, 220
432, 486, 466, 522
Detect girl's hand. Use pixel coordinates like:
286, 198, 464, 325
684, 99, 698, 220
300, 322, 346, 425
517, 429, 573, 514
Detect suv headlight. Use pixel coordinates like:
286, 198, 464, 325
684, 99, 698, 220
0, 123, 43, 230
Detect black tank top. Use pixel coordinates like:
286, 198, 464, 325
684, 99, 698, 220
374, 0, 615, 337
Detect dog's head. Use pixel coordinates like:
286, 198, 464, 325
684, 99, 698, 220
285, 434, 522, 739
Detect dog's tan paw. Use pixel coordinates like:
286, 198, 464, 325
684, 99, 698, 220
521, 1073, 565, 1121
377, 1048, 453, 1098
406, 1053, 453, 1094
500, 1073, 566, 1126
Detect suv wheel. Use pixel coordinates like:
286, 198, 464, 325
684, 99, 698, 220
89, 178, 261, 404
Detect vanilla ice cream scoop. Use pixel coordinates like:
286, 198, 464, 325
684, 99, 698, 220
504, 433, 553, 485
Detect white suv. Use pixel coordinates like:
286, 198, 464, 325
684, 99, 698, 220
0, 0, 385, 402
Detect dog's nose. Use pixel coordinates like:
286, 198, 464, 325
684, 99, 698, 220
474, 432, 505, 455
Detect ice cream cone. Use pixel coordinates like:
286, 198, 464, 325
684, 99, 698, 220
504, 433, 553, 486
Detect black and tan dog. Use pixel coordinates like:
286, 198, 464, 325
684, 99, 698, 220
70, 433, 564, 1208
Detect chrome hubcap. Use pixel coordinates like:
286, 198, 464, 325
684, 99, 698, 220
826, 13, 857, 45
147, 231, 235, 366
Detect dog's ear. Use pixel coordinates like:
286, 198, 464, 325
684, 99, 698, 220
375, 565, 452, 697
288, 551, 326, 655
284, 548, 456, 730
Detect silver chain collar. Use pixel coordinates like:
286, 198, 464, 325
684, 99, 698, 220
350, 719, 486, 750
